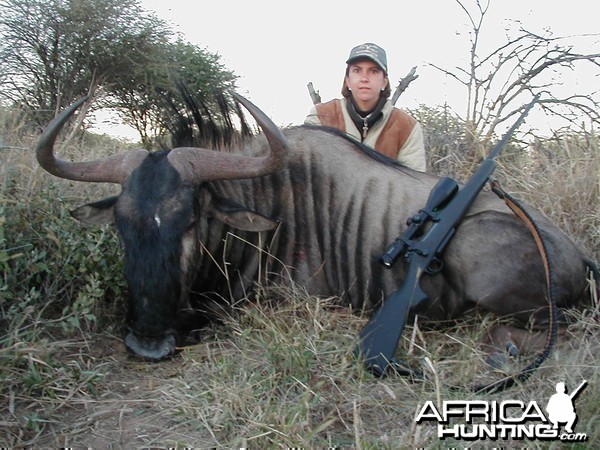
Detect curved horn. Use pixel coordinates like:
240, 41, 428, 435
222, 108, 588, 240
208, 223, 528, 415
167, 92, 289, 182
36, 96, 147, 184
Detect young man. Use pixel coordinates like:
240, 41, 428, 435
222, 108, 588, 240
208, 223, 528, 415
305, 43, 426, 171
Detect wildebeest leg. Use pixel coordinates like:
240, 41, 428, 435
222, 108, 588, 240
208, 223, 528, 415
442, 209, 586, 369
481, 323, 567, 368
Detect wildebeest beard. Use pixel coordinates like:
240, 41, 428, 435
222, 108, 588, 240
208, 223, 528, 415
115, 152, 197, 359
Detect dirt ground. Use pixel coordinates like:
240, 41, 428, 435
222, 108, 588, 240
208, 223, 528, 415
6, 334, 208, 447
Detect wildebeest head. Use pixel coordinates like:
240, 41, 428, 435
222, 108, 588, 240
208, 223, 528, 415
36, 93, 288, 360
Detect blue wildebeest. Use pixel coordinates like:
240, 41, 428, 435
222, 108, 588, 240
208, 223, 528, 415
36, 94, 595, 364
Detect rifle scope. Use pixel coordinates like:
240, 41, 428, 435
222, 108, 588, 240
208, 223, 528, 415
381, 176, 459, 267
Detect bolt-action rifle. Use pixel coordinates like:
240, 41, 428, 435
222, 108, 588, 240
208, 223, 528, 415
355, 95, 541, 377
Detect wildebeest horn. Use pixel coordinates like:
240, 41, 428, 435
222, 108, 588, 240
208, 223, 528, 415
36, 96, 148, 184
167, 91, 289, 182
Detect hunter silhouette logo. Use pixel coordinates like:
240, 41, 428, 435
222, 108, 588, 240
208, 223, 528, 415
546, 380, 587, 434
415, 380, 589, 442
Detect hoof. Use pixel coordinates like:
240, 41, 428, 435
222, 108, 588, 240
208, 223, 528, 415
486, 352, 508, 369
485, 341, 520, 369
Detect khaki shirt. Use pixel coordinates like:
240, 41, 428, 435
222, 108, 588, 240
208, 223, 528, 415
305, 98, 426, 171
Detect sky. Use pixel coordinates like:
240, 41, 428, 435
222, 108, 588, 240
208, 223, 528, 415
95, 0, 599, 139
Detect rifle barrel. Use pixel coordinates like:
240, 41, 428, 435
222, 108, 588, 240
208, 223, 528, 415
487, 94, 541, 161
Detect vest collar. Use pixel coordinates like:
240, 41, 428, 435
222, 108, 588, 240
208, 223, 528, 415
346, 96, 387, 140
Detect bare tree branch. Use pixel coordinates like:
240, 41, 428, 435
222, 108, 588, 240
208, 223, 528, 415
429, 0, 600, 141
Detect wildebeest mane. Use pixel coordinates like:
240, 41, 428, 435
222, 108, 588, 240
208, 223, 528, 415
162, 82, 254, 150
38, 92, 595, 383
299, 124, 410, 172
165, 84, 411, 173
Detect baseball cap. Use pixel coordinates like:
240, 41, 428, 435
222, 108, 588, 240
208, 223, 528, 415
346, 43, 388, 74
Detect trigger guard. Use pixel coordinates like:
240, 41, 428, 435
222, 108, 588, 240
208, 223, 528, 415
426, 258, 444, 275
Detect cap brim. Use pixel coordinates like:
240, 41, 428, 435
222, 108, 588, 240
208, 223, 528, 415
346, 56, 387, 73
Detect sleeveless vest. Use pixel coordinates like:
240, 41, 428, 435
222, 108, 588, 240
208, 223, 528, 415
314, 98, 416, 159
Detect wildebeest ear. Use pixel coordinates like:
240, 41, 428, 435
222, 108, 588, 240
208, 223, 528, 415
210, 196, 279, 232
70, 196, 118, 225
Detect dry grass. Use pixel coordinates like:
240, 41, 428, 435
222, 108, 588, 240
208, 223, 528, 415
3, 294, 598, 448
1, 107, 599, 448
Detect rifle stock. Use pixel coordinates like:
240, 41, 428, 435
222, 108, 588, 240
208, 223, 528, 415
355, 95, 540, 377
356, 263, 427, 376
